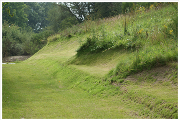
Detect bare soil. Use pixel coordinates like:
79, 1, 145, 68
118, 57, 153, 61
129, 62, 177, 81
2, 55, 31, 62
113, 62, 178, 86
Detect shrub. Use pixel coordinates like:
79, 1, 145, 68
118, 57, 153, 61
76, 37, 97, 54
2, 21, 50, 57
2, 21, 24, 57
76, 31, 115, 55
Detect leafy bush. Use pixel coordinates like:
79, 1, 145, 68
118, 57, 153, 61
76, 32, 115, 55
2, 21, 50, 57
2, 21, 23, 57
76, 37, 97, 54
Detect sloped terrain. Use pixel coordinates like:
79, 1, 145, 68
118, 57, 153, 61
2, 38, 178, 119
2, 4, 178, 119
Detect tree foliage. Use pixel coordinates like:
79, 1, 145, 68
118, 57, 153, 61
64, 2, 92, 23
2, 2, 14, 17
89, 2, 122, 19
2, 2, 28, 28
25, 2, 52, 32
46, 3, 78, 33
2, 21, 50, 57
2, 2, 53, 57
62, 2, 122, 21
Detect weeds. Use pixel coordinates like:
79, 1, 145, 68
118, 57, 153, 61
70, 4, 178, 94
76, 30, 116, 55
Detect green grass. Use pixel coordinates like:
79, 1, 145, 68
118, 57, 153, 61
68, 47, 131, 77
2, 57, 141, 119
2, 3, 178, 119
68, 3, 177, 80
2, 40, 178, 119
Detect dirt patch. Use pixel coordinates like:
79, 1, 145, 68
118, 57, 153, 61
2, 55, 31, 62
112, 62, 178, 86
124, 62, 178, 83
125, 66, 170, 82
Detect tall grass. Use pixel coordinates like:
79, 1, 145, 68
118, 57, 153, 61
47, 3, 177, 81
70, 3, 178, 80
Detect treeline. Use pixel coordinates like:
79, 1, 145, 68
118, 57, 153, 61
2, 2, 166, 57
2, 2, 53, 57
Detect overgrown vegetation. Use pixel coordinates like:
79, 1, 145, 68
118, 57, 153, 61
68, 3, 178, 81
3, 2, 173, 57
2, 21, 52, 57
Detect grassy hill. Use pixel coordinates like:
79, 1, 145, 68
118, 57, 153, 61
2, 3, 178, 119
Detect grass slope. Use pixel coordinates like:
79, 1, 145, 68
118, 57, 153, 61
2, 4, 178, 119
2, 40, 141, 119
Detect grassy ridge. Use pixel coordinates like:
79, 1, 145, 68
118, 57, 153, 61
2, 46, 139, 118
2, 3, 178, 119
68, 3, 178, 80
2, 41, 178, 118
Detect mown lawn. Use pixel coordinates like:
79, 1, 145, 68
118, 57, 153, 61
2, 40, 178, 118
2, 62, 144, 119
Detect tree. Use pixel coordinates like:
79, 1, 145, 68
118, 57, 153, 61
122, 2, 134, 13
25, 2, 43, 32
88, 2, 122, 19
61, 2, 122, 22
2, 2, 52, 57
24, 2, 53, 33
46, 2, 123, 32
2, 21, 27, 57
38, 2, 52, 29
92, 3, 110, 18
64, 2, 90, 23
46, 3, 78, 32
2, 2, 14, 17
2, 2, 28, 28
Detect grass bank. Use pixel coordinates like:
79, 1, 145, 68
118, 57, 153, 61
2, 39, 178, 119
2, 3, 178, 119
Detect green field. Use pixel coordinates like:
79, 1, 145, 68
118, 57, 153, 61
2, 3, 178, 119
